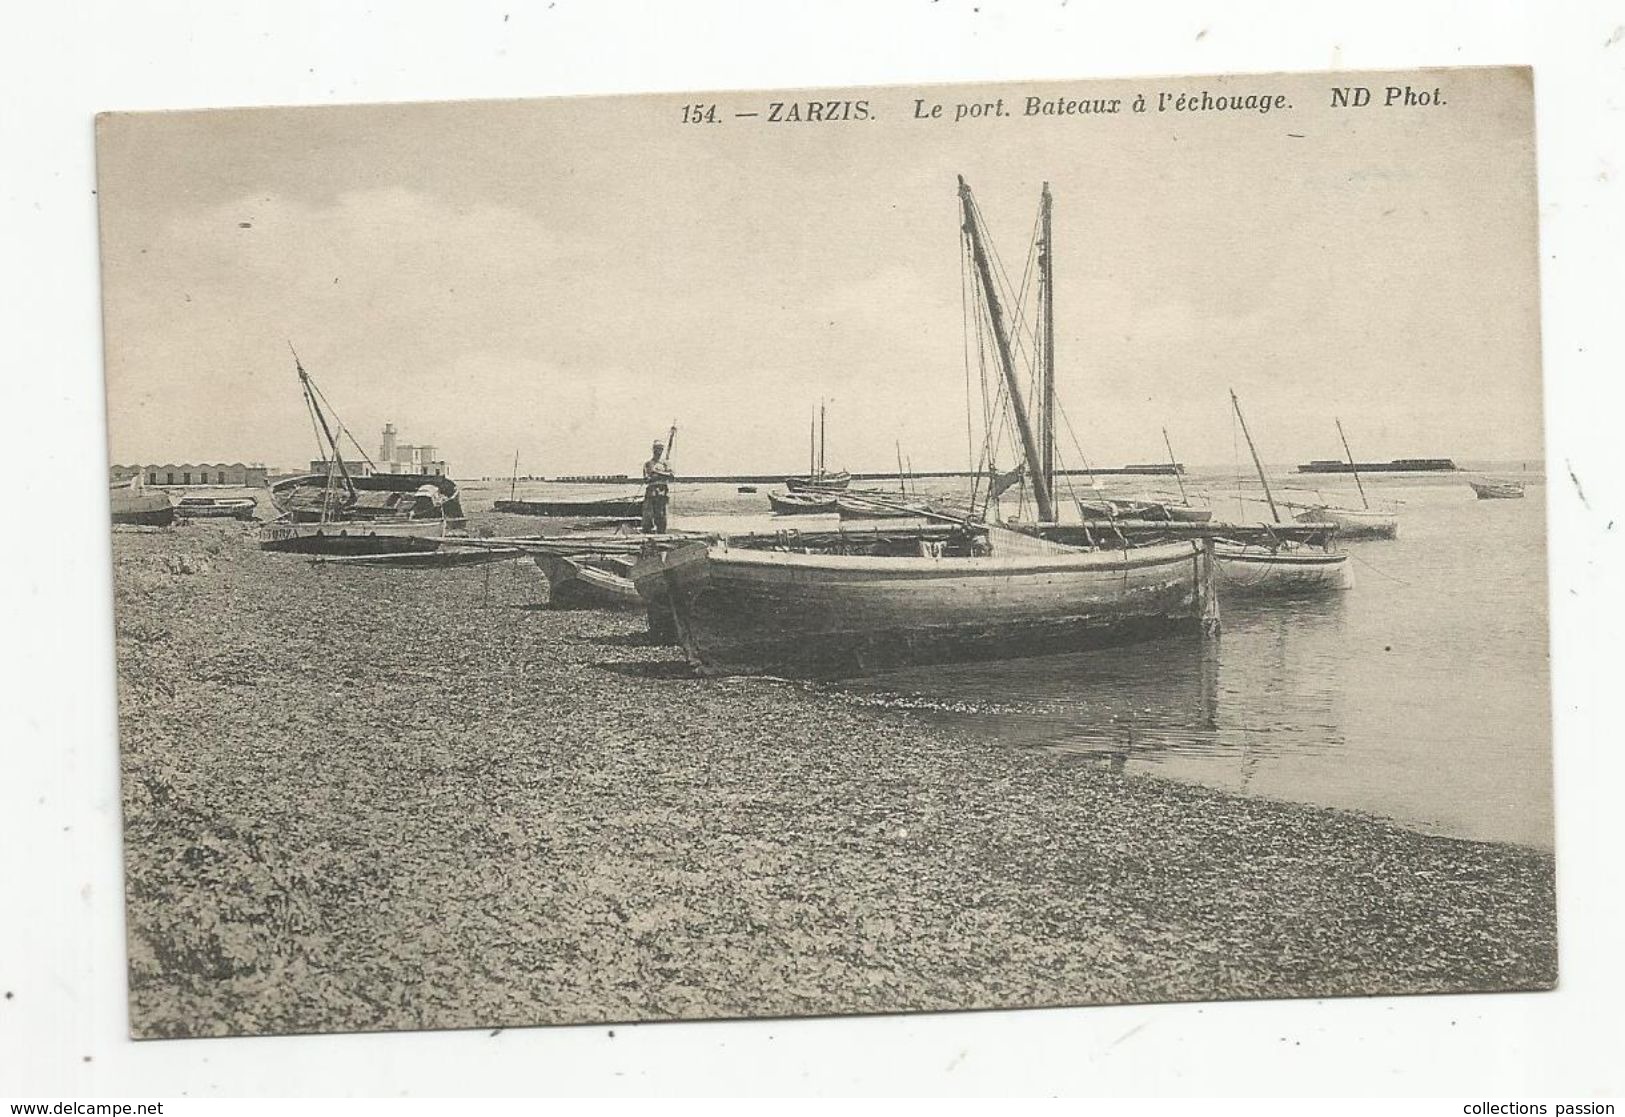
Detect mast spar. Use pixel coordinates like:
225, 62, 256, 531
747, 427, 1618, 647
1336, 418, 1370, 509
1039, 181, 1056, 508
290, 343, 356, 505
958, 176, 1055, 522
1162, 426, 1189, 504
1229, 388, 1280, 523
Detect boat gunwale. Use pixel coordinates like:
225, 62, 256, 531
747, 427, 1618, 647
687, 538, 1205, 579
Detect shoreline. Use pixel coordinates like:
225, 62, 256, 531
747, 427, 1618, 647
112, 521, 1556, 1039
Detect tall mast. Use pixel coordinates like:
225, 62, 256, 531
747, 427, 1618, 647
1229, 388, 1279, 523
958, 176, 1054, 522
896, 440, 906, 494
509, 451, 519, 501
291, 344, 355, 502
819, 400, 827, 477
1336, 418, 1369, 509
1162, 426, 1189, 504
1039, 182, 1056, 505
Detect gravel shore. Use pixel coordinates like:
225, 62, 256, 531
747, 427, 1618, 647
112, 521, 1557, 1039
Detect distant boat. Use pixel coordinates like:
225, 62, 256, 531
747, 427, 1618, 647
737, 485, 758, 494
1218, 391, 1351, 594
785, 470, 851, 492
493, 495, 643, 519
1285, 420, 1399, 538
784, 400, 849, 490
110, 475, 175, 527
1289, 504, 1397, 538
175, 495, 258, 521
768, 490, 838, 514
1469, 480, 1526, 500
1297, 457, 1456, 474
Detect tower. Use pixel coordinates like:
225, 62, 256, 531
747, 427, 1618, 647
381, 422, 398, 463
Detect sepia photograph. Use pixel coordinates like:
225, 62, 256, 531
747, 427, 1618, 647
93, 64, 1555, 1042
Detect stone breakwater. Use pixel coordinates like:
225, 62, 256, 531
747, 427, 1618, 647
111, 522, 1556, 1038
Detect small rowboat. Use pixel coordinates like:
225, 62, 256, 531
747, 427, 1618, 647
1214, 542, 1352, 595
110, 477, 175, 527
1469, 480, 1525, 500
175, 495, 259, 520
1290, 504, 1398, 539
768, 490, 838, 514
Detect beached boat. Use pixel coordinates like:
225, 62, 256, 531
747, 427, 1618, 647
110, 475, 175, 527
310, 546, 522, 568
1469, 480, 1525, 500
768, 490, 838, 514
632, 527, 1216, 677
260, 518, 453, 555
174, 494, 259, 521
1217, 390, 1351, 595
634, 177, 1221, 673
529, 551, 644, 609
262, 350, 468, 554
492, 494, 644, 519
784, 402, 849, 491
1284, 419, 1399, 538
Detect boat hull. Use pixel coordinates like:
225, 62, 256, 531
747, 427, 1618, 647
768, 491, 838, 514
1214, 543, 1352, 595
1469, 481, 1525, 500
175, 496, 259, 520
1292, 506, 1398, 539
785, 471, 851, 492
632, 536, 1218, 678
110, 482, 175, 527
494, 497, 643, 519
259, 520, 450, 555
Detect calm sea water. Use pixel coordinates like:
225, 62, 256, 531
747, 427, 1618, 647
469, 468, 1553, 848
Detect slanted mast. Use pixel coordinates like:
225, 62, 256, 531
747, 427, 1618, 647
957, 176, 1056, 522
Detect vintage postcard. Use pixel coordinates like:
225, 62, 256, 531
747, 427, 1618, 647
97, 65, 1552, 1039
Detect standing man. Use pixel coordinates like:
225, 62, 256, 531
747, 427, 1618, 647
641, 439, 674, 533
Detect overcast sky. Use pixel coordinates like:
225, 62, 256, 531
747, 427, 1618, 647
97, 67, 1541, 478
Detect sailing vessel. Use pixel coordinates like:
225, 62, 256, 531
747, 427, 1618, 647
783, 402, 850, 490
1287, 419, 1399, 538
261, 350, 466, 554
1216, 391, 1352, 594
110, 475, 175, 527
632, 176, 1218, 676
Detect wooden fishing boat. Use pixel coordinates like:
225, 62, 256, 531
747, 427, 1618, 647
262, 351, 468, 554
632, 177, 1222, 674
1469, 480, 1525, 500
1284, 419, 1400, 538
530, 551, 645, 609
174, 494, 258, 520
492, 495, 644, 519
1214, 541, 1353, 595
785, 471, 851, 492
1219, 390, 1352, 594
311, 546, 522, 568
632, 528, 1217, 677
272, 471, 466, 526
768, 490, 838, 514
259, 518, 453, 555
110, 476, 175, 527
1290, 504, 1397, 538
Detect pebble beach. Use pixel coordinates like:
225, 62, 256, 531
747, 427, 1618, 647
112, 518, 1557, 1039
